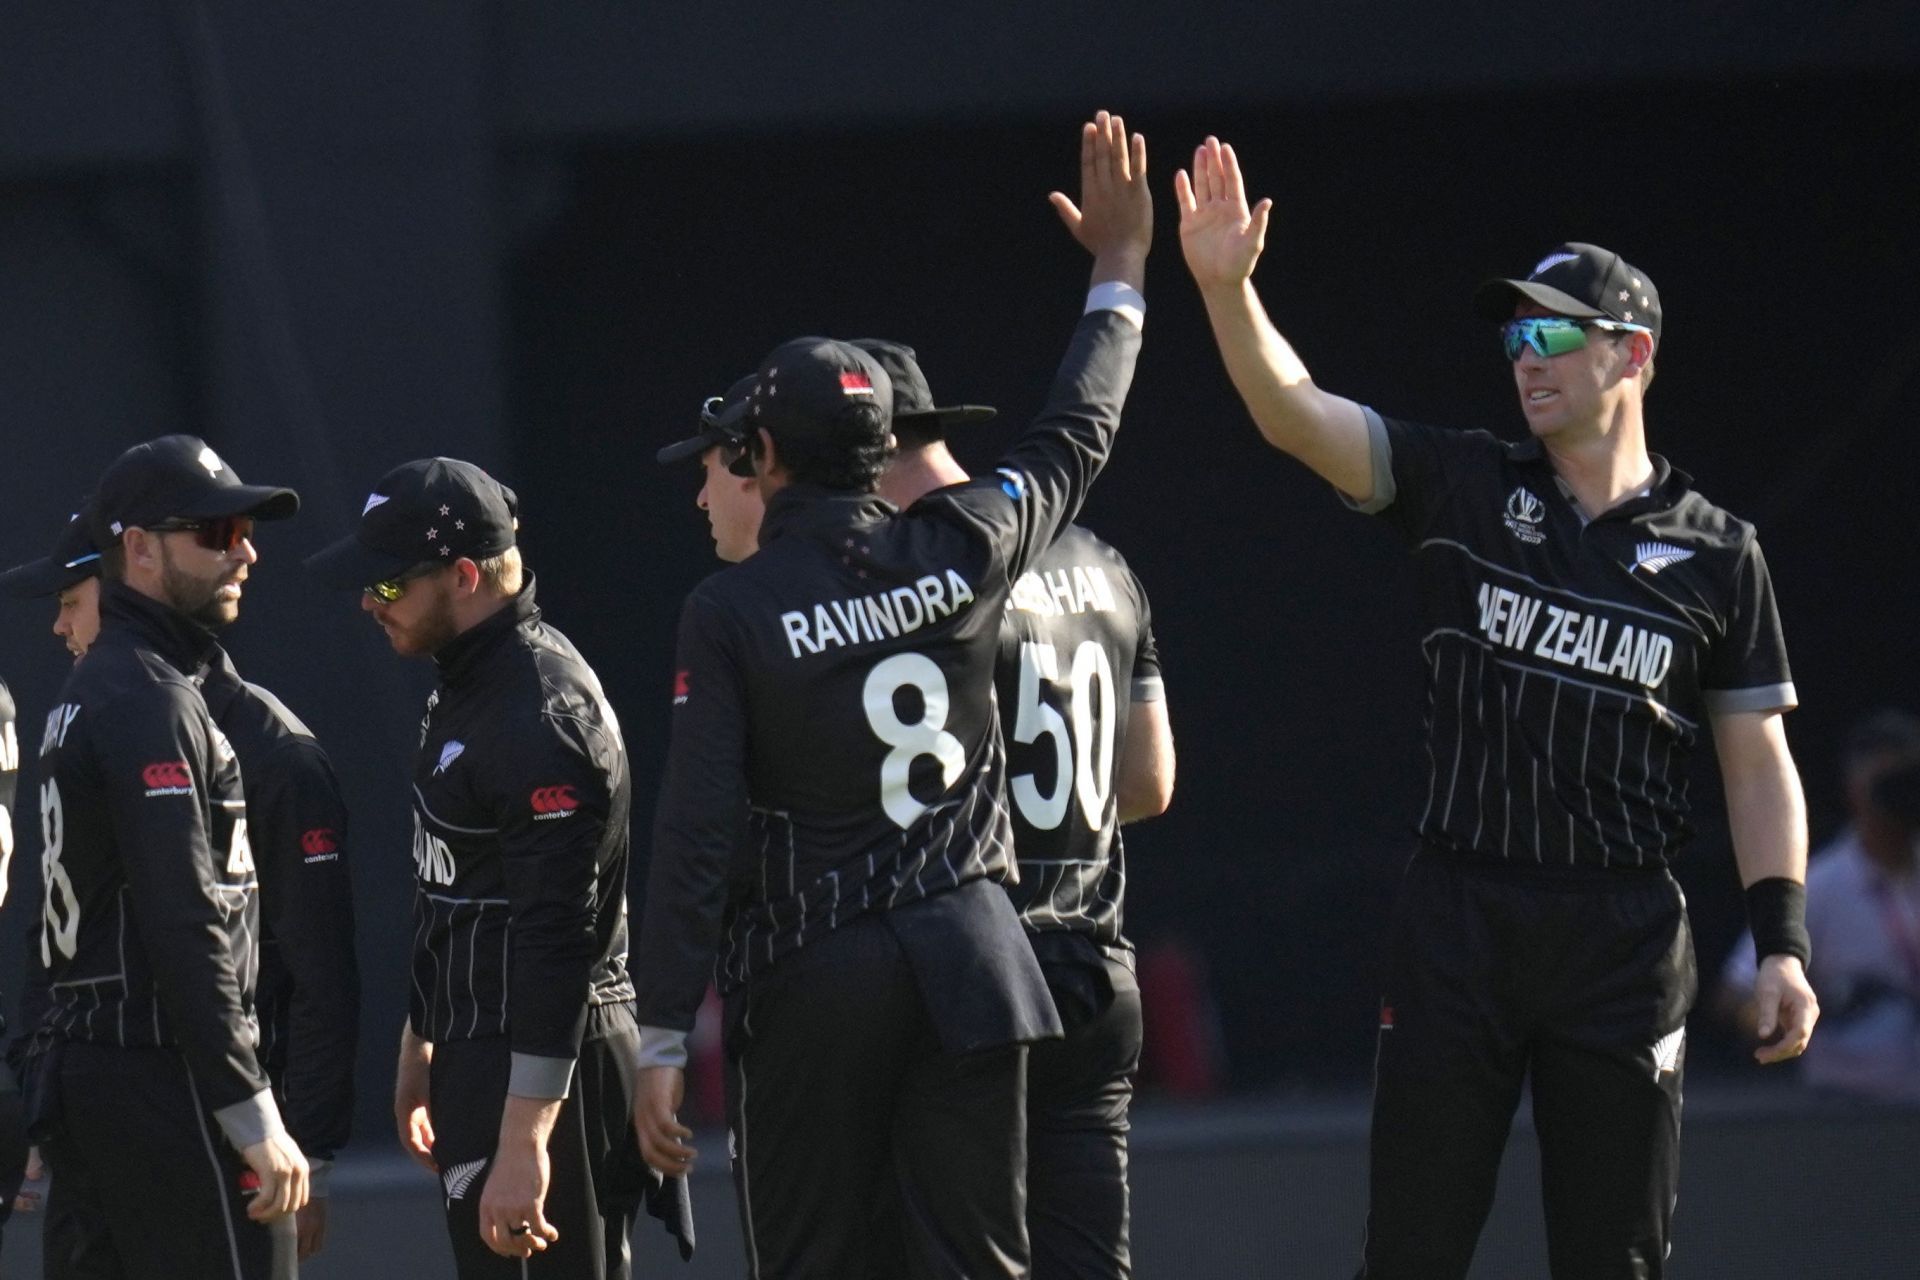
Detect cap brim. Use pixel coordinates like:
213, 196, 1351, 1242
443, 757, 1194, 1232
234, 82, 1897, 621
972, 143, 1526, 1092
0, 555, 95, 599
181, 485, 302, 522
303, 533, 419, 589
895, 405, 998, 430
1473, 278, 1607, 325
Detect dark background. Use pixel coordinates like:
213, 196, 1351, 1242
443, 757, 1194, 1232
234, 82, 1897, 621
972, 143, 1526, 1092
3, 0, 1917, 1161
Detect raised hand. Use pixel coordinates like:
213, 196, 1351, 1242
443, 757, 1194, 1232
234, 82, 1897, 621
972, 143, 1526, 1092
1050, 109, 1152, 283
1174, 136, 1272, 291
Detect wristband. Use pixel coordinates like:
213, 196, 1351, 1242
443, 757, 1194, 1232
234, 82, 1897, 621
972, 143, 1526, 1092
1745, 876, 1811, 967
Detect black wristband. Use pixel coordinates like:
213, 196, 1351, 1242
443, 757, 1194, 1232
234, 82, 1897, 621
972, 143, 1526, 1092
1745, 877, 1811, 967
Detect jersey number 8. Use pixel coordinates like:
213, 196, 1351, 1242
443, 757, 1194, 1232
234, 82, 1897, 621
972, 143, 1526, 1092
863, 653, 967, 829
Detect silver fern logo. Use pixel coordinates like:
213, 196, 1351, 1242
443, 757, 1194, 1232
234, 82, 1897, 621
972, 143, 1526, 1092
442, 1158, 488, 1201
1632, 542, 1695, 575
1651, 1026, 1686, 1079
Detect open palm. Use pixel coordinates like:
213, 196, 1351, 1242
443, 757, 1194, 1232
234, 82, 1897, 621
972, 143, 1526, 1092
1175, 136, 1272, 290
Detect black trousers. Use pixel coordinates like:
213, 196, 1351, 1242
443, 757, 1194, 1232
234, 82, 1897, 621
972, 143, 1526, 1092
0, 1063, 31, 1254
37, 1041, 286, 1279
1026, 952, 1141, 1280
724, 911, 1031, 1280
430, 1003, 687, 1279
1359, 851, 1696, 1280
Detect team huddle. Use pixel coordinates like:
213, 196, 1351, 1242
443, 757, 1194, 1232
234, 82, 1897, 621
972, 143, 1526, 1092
0, 110, 1818, 1280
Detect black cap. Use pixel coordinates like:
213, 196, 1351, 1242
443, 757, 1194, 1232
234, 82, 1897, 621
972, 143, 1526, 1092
655, 374, 757, 466
0, 501, 102, 599
717, 336, 892, 475
1474, 242, 1662, 343
90, 434, 299, 546
304, 457, 519, 588
849, 339, 996, 440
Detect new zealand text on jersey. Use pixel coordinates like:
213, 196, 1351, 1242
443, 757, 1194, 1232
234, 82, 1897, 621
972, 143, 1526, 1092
1475, 581, 1674, 689
780, 569, 976, 658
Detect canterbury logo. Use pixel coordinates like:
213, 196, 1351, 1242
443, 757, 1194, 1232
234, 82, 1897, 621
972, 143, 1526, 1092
442, 1159, 487, 1201
1632, 541, 1695, 575
141, 761, 193, 794
1652, 1026, 1686, 1079
530, 785, 579, 816
301, 828, 339, 857
673, 669, 691, 706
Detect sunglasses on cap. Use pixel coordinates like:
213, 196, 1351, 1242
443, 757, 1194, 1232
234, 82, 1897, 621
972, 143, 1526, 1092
364, 561, 443, 604
1500, 316, 1650, 361
144, 515, 256, 553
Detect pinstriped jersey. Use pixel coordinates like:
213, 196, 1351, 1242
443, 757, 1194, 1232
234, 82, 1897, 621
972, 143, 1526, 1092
995, 525, 1161, 949
32, 583, 268, 1113
407, 577, 634, 1059
636, 307, 1142, 1035
1349, 410, 1795, 870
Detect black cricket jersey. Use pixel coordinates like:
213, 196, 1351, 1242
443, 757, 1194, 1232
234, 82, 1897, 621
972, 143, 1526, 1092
636, 305, 1143, 1040
408, 575, 634, 1099
198, 653, 358, 1162
1349, 410, 1795, 870
32, 582, 277, 1142
996, 525, 1162, 952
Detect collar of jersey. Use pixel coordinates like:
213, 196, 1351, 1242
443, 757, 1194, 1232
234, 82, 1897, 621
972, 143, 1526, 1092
97, 577, 227, 676
1511, 440, 1694, 523
433, 571, 541, 686
758, 483, 895, 548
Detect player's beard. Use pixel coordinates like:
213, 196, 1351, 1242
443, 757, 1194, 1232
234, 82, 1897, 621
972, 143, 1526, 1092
383, 581, 462, 657
159, 539, 242, 629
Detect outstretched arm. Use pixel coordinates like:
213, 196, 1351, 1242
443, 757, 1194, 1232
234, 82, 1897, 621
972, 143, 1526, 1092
1175, 136, 1372, 499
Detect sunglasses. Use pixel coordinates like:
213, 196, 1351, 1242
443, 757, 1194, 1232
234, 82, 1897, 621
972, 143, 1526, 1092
1501, 316, 1650, 361
365, 561, 443, 604
145, 515, 256, 553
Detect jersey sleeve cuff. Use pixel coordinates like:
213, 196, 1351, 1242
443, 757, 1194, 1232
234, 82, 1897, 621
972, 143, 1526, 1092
637, 1026, 691, 1071
1130, 674, 1165, 703
307, 1158, 333, 1198
507, 1052, 576, 1100
1703, 683, 1798, 716
1084, 282, 1146, 330
213, 1088, 288, 1152
1337, 407, 1397, 514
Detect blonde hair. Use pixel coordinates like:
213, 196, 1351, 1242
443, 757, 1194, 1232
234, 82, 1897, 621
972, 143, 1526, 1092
475, 545, 524, 597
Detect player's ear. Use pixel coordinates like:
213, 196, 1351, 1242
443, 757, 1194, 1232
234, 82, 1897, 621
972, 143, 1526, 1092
451, 557, 482, 595
756, 427, 783, 480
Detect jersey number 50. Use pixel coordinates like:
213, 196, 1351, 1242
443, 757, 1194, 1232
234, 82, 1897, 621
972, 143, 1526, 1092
1010, 640, 1116, 831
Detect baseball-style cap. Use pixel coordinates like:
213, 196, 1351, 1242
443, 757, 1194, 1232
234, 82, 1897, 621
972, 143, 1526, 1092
717, 337, 893, 478
0, 501, 102, 599
655, 374, 757, 466
304, 457, 519, 588
89, 434, 299, 546
849, 339, 996, 440
1474, 242, 1662, 343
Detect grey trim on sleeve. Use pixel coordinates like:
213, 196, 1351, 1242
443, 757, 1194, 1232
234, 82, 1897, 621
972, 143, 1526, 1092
213, 1088, 287, 1152
1129, 675, 1165, 703
1337, 407, 1397, 515
507, 1052, 576, 1100
637, 1026, 691, 1071
307, 1158, 333, 1198
1704, 683, 1798, 716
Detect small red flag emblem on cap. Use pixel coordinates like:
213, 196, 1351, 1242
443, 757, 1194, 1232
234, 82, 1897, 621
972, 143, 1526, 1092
839, 372, 874, 396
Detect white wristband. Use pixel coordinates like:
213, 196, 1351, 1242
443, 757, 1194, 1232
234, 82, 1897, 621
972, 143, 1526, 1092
1085, 282, 1146, 330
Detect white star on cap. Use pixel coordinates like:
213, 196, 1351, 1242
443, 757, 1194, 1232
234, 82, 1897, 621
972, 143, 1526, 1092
1630, 277, 1641, 289
439, 505, 450, 516
1618, 290, 1630, 302
439, 545, 450, 556
1623, 310, 1634, 321
455, 519, 465, 530
1640, 295, 1650, 308
426, 527, 438, 540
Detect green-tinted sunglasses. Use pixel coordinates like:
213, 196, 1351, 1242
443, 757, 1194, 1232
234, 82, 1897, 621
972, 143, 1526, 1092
1501, 316, 1650, 361
365, 561, 441, 603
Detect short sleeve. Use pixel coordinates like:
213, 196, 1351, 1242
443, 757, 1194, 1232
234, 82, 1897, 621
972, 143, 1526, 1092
1702, 537, 1796, 716
1341, 409, 1505, 544
1130, 575, 1163, 704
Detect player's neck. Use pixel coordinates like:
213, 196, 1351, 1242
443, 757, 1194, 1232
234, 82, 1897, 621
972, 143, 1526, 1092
1543, 405, 1653, 520
876, 445, 970, 508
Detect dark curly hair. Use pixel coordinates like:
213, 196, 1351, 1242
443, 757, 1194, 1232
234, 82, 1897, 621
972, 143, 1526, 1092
768, 402, 895, 491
